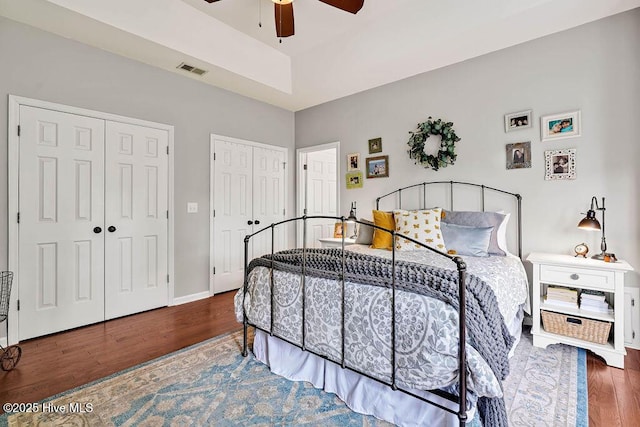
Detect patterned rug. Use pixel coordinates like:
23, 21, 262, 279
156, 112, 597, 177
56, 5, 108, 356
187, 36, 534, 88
1, 330, 586, 426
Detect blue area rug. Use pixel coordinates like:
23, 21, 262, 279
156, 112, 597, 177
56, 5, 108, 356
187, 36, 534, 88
0, 330, 587, 426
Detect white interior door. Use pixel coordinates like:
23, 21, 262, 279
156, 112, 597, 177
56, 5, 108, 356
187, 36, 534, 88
104, 122, 169, 319
303, 148, 337, 247
211, 136, 286, 294
212, 138, 253, 294
18, 106, 106, 340
251, 146, 286, 258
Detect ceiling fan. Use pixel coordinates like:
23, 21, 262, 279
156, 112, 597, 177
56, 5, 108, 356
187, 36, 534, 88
204, 0, 365, 38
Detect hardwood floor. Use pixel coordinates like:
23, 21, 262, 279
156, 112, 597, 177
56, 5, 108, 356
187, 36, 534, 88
1, 291, 639, 426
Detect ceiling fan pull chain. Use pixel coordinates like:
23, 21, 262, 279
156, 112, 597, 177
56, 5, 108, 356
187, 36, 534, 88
258, 0, 262, 28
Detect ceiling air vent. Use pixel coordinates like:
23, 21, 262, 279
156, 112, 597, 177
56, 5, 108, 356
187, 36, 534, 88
177, 62, 208, 76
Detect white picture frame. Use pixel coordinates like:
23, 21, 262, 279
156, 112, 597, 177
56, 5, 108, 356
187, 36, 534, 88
545, 148, 576, 180
541, 110, 581, 141
504, 109, 533, 133
347, 153, 360, 171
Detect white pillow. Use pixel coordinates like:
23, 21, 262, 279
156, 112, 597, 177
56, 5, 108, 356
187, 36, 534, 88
393, 208, 447, 252
496, 212, 512, 256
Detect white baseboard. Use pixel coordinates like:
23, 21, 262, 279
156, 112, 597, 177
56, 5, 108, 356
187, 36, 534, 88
0, 336, 7, 347
172, 291, 211, 306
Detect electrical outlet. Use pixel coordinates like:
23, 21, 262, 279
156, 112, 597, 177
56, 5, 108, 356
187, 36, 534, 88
187, 202, 198, 213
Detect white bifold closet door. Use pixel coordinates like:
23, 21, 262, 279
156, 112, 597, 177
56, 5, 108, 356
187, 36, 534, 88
18, 106, 168, 340
104, 122, 168, 320
18, 107, 106, 340
212, 137, 286, 294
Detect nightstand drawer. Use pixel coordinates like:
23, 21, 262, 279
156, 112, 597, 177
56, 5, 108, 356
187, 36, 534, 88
540, 264, 615, 290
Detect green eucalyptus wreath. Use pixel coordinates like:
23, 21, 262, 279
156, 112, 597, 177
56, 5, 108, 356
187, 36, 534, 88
407, 117, 461, 171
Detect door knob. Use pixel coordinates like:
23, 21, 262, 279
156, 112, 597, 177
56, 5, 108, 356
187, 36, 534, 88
93, 226, 102, 234
108, 226, 117, 233
254, 220, 260, 225
247, 220, 253, 225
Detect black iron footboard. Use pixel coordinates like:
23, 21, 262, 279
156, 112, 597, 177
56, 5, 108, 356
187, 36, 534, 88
241, 215, 470, 426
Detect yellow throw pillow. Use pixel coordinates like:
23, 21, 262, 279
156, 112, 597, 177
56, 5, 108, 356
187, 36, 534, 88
371, 210, 395, 249
393, 208, 447, 252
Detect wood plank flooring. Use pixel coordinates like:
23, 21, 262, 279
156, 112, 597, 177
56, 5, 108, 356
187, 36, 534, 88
1, 291, 639, 426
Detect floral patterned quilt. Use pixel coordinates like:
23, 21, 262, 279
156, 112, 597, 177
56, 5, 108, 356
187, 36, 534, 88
234, 246, 528, 404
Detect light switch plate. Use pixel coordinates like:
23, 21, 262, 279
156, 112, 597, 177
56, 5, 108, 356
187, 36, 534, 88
187, 202, 198, 213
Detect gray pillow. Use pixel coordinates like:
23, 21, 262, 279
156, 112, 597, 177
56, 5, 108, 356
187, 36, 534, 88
355, 218, 375, 245
442, 210, 507, 256
441, 222, 493, 257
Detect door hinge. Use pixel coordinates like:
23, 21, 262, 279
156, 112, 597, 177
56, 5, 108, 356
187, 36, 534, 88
166, 146, 169, 155
213, 210, 216, 218
167, 274, 170, 283
17, 125, 21, 136
283, 209, 285, 215
283, 162, 286, 169
166, 210, 169, 219
213, 153, 216, 161
17, 212, 20, 224
633, 331, 636, 339
213, 267, 216, 275
303, 164, 307, 170
632, 298, 635, 307
17, 300, 20, 311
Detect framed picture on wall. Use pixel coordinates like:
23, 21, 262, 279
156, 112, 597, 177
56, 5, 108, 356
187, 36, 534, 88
541, 110, 581, 141
347, 153, 360, 171
346, 171, 363, 189
504, 110, 533, 132
506, 141, 531, 169
368, 138, 382, 154
366, 155, 389, 178
544, 148, 576, 180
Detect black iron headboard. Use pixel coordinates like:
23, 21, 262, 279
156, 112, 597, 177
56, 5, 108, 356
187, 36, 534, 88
375, 181, 522, 259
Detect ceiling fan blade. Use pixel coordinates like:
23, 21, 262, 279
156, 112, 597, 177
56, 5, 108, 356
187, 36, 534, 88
317, 0, 364, 14
274, 3, 295, 38
203, 0, 221, 3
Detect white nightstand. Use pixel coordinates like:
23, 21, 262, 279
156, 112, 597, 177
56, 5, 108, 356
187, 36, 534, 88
318, 237, 356, 248
527, 252, 634, 368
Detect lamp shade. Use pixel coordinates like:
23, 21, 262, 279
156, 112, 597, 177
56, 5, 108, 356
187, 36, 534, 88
578, 210, 601, 230
347, 202, 357, 222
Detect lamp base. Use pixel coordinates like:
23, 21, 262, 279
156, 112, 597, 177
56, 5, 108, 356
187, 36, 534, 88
591, 253, 605, 260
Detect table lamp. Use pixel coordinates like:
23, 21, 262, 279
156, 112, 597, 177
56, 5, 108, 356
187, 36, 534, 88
577, 196, 606, 260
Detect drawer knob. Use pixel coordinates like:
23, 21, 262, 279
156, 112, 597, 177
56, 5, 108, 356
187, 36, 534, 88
570, 273, 579, 280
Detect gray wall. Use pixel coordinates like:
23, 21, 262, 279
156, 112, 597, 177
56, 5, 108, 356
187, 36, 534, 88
0, 17, 295, 299
295, 9, 640, 285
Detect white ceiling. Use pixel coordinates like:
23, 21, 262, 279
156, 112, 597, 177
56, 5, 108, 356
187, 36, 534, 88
1, 0, 639, 111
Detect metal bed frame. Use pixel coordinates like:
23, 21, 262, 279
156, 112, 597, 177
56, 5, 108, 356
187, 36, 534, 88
241, 181, 522, 426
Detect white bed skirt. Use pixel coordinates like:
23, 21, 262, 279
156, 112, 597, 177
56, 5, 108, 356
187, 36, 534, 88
251, 305, 524, 427
253, 329, 477, 427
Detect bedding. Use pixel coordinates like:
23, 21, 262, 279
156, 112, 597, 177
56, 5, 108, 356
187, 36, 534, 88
393, 208, 446, 252
235, 247, 530, 426
371, 210, 395, 249
441, 222, 493, 257
441, 210, 509, 256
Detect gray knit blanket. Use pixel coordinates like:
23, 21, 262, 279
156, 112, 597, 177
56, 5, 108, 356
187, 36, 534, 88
248, 248, 514, 427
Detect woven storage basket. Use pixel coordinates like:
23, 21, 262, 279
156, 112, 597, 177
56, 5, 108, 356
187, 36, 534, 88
541, 310, 611, 344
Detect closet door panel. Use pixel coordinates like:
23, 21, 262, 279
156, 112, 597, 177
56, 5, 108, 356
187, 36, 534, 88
212, 138, 253, 294
252, 146, 286, 258
18, 106, 105, 340
105, 121, 168, 319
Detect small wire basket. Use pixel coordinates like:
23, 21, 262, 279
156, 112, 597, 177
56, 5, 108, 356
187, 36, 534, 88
1, 271, 22, 371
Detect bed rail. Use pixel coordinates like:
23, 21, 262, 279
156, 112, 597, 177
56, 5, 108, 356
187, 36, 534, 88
376, 180, 522, 259
242, 215, 469, 425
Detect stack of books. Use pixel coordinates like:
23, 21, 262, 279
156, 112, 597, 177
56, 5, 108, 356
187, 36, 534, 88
544, 286, 578, 309
580, 289, 611, 313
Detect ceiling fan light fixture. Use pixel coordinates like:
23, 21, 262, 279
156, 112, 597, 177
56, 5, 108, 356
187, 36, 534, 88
272, 0, 293, 4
